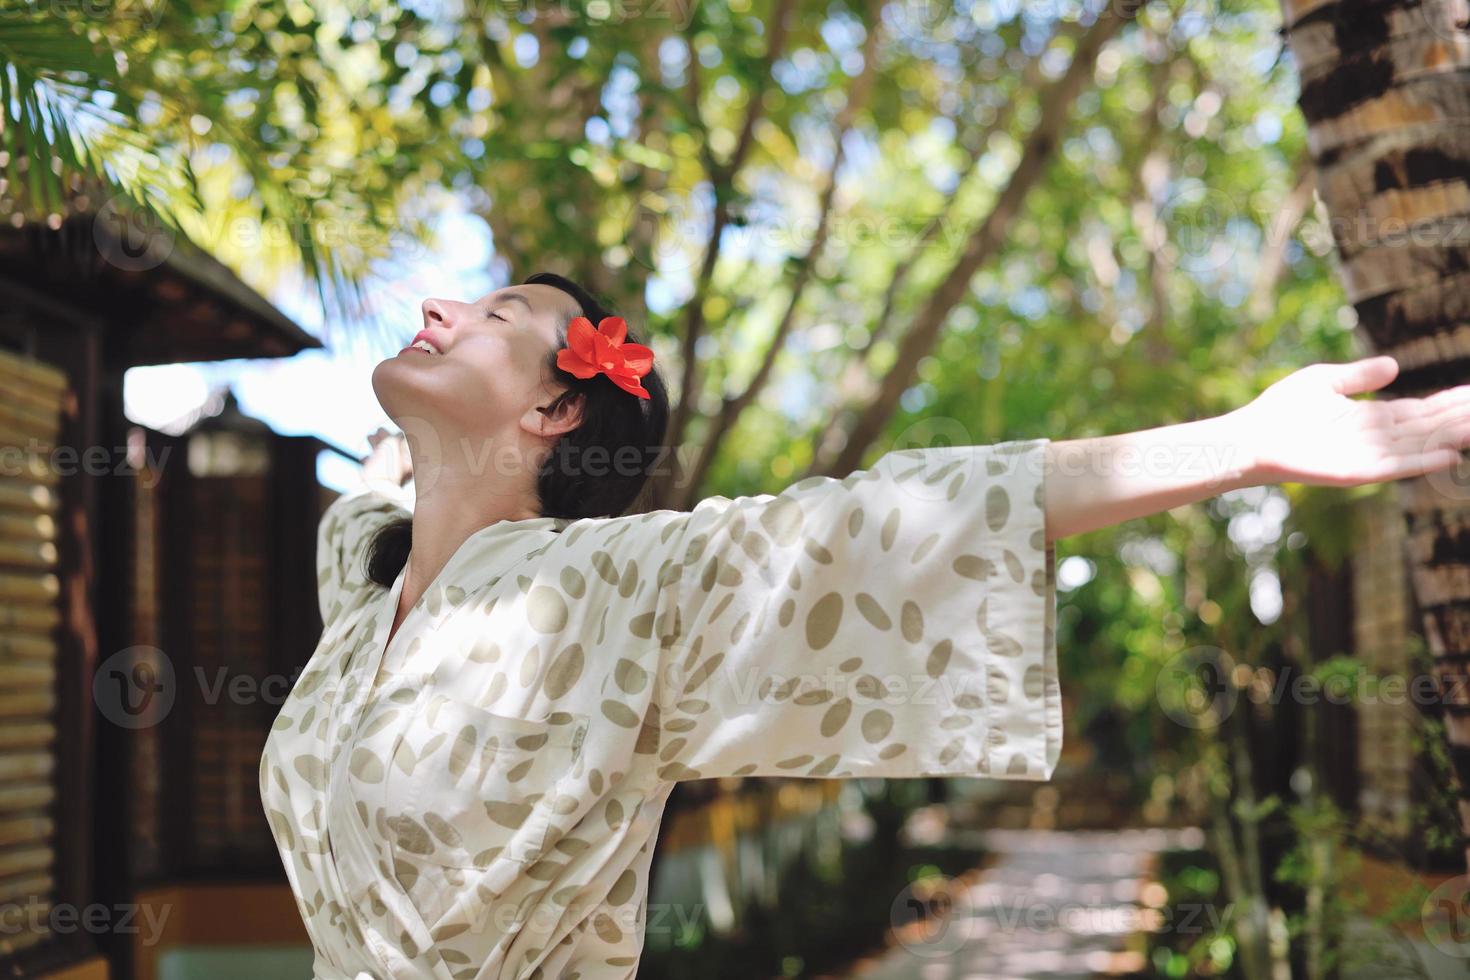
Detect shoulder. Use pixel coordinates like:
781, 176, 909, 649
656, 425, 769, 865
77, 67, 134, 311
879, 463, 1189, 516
540, 508, 697, 558
320, 483, 413, 537
316, 484, 411, 622
498, 510, 700, 637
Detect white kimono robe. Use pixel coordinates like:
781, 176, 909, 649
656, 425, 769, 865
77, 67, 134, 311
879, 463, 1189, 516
259, 438, 1062, 980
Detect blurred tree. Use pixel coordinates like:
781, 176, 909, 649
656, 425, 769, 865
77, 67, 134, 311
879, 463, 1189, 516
1278, 0, 1470, 872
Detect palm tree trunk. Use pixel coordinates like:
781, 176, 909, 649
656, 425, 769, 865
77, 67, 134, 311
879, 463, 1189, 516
1279, 0, 1470, 870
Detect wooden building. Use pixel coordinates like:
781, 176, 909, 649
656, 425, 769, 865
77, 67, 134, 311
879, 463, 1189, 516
0, 213, 324, 980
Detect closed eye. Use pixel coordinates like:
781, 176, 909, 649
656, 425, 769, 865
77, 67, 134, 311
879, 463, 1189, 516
486, 310, 507, 321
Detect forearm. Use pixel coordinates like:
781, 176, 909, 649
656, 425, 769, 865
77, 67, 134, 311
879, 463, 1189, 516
1042, 411, 1260, 542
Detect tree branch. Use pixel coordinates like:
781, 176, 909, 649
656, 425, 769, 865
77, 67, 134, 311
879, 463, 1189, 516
1247, 150, 1315, 321
671, 0, 882, 507
808, 17, 1087, 468
655, 0, 799, 505
813, 5, 1133, 477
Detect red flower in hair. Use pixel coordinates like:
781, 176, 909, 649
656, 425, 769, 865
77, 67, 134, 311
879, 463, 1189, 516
555, 315, 655, 399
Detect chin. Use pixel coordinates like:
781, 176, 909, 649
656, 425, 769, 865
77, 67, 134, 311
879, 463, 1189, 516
370, 354, 439, 424
370, 357, 503, 452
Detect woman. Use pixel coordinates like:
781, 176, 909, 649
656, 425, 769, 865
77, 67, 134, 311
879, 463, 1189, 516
260, 270, 1470, 980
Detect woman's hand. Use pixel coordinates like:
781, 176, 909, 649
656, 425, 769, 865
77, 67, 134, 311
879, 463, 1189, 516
1043, 354, 1470, 542
362, 426, 413, 488
1228, 355, 1470, 487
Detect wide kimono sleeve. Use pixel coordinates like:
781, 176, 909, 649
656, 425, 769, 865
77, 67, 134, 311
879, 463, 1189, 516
646, 438, 1060, 784
315, 481, 413, 626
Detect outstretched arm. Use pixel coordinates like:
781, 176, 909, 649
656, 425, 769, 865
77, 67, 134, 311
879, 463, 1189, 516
1043, 356, 1470, 542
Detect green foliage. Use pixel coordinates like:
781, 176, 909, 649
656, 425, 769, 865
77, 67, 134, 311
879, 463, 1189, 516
1406, 635, 1467, 867
642, 781, 978, 979
3, 0, 1360, 402
0, 0, 465, 320
1148, 846, 1238, 978
1272, 797, 1364, 976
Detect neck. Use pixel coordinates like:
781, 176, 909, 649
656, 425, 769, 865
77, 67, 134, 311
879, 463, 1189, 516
403, 435, 542, 598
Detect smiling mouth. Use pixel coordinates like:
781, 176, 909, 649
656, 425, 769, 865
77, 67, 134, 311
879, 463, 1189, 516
408, 339, 441, 354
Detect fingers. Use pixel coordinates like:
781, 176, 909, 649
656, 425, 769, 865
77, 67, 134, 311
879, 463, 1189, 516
1384, 423, 1470, 476
1325, 355, 1399, 396
1388, 386, 1470, 434
1391, 410, 1470, 449
1398, 447, 1466, 483
1421, 384, 1470, 414
1344, 445, 1462, 486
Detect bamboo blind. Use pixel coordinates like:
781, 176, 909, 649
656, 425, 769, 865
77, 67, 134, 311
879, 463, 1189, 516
0, 347, 67, 956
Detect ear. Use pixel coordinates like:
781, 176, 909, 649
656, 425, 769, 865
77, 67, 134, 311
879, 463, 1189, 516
522, 389, 584, 440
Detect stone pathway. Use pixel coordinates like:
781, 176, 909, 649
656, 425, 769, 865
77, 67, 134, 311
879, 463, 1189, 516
844, 828, 1203, 980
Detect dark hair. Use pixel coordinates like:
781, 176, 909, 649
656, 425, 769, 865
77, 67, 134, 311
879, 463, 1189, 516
363, 271, 670, 588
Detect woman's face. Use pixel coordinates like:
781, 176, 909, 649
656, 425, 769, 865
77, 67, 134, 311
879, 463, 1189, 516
372, 284, 584, 461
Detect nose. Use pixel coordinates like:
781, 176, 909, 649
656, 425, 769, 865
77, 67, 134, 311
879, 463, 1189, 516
421, 298, 450, 329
